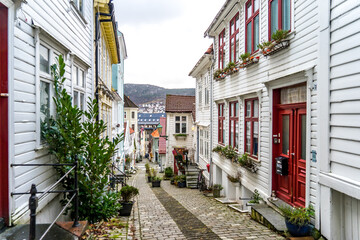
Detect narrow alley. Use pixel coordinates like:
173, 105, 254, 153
126, 162, 284, 240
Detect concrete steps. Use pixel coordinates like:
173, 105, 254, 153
250, 204, 287, 233
185, 166, 199, 189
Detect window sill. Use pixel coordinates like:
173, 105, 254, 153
69, 1, 88, 26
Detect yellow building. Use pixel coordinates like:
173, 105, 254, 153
94, 0, 121, 138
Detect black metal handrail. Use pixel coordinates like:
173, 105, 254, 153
11, 158, 79, 240
110, 162, 128, 189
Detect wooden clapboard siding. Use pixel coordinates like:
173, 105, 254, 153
10, 0, 93, 224
329, 1, 360, 181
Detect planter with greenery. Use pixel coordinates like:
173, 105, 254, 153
280, 205, 314, 237
164, 167, 174, 180
238, 153, 258, 173
119, 185, 139, 216
147, 171, 152, 183
214, 69, 226, 80
225, 61, 239, 75
152, 176, 162, 187
259, 29, 290, 56
213, 184, 223, 198
239, 52, 260, 68
42, 56, 123, 223
212, 145, 239, 162
174, 133, 187, 140
227, 172, 241, 185
177, 175, 187, 188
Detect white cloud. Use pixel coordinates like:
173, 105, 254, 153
114, 0, 224, 89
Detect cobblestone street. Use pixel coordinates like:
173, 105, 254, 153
128, 162, 284, 240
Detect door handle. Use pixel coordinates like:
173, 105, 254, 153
0, 93, 9, 97
290, 153, 295, 156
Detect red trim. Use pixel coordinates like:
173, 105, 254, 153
268, 0, 291, 40
244, 98, 259, 158
229, 13, 239, 63
245, 0, 259, 53
218, 104, 225, 144
218, 29, 225, 69
229, 101, 238, 148
0, 3, 9, 224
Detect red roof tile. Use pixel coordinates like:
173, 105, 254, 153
165, 95, 195, 113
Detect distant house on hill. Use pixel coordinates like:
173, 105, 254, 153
165, 95, 196, 174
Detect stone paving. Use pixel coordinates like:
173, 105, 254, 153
128, 162, 284, 240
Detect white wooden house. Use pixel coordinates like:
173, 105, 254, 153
317, 1, 360, 239
165, 95, 196, 174
204, 0, 319, 225
0, 0, 94, 225
189, 45, 214, 186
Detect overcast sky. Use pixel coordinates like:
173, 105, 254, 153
113, 0, 224, 89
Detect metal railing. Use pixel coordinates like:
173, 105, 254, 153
11, 158, 79, 240
110, 162, 128, 190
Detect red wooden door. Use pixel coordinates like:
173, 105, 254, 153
274, 106, 306, 207
0, 3, 9, 224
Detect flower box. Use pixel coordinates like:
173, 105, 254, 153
262, 39, 290, 57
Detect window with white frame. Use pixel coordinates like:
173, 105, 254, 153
198, 82, 202, 106
39, 43, 62, 144
175, 116, 187, 134
200, 129, 204, 156
205, 129, 209, 159
72, 0, 83, 15
72, 64, 86, 111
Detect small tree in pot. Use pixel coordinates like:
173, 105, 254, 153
177, 175, 186, 188
152, 176, 162, 187
280, 205, 314, 237
213, 184, 223, 198
119, 185, 139, 216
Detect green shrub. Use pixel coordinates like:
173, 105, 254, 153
164, 167, 174, 178
42, 55, 123, 223
271, 29, 290, 42
280, 205, 315, 226
120, 185, 139, 203
248, 189, 263, 204
213, 184, 223, 190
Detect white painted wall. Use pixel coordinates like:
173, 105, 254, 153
9, 0, 93, 224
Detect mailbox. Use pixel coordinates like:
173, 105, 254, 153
275, 156, 288, 176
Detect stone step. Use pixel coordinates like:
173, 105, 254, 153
251, 204, 287, 233
0, 224, 78, 240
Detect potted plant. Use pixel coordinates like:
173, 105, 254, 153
247, 189, 264, 205
177, 175, 187, 188
119, 185, 139, 216
170, 177, 175, 185
213, 184, 223, 198
164, 167, 174, 180
152, 176, 162, 187
214, 69, 225, 80
145, 163, 150, 174
280, 205, 315, 237
147, 171, 152, 183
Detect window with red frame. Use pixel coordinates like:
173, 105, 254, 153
245, 0, 260, 53
229, 101, 239, 149
269, 0, 291, 39
218, 104, 225, 144
218, 29, 226, 69
245, 98, 259, 157
229, 13, 240, 63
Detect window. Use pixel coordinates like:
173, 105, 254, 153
132, 124, 135, 130
205, 130, 209, 159
269, 0, 291, 39
245, 98, 259, 157
124, 112, 127, 118
132, 111, 135, 119
205, 86, 209, 106
39, 42, 61, 145
72, 0, 83, 14
245, 0, 260, 53
198, 85, 202, 106
175, 116, 187, 134
229, 101, 239, 149
218, 104, 225, 144
229, 13, 240, 63
40, 45, 50, 74
218, 29, 226, 69
72, 65, 86, 111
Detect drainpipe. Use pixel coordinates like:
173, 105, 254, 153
95, 12, 99, 121
209, 37, 215, 187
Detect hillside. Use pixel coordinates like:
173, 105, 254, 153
124, 84, 195, 105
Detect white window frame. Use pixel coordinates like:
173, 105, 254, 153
72, 63, 87, 112
175, 115, 187, 134
37, 40, 64, 147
